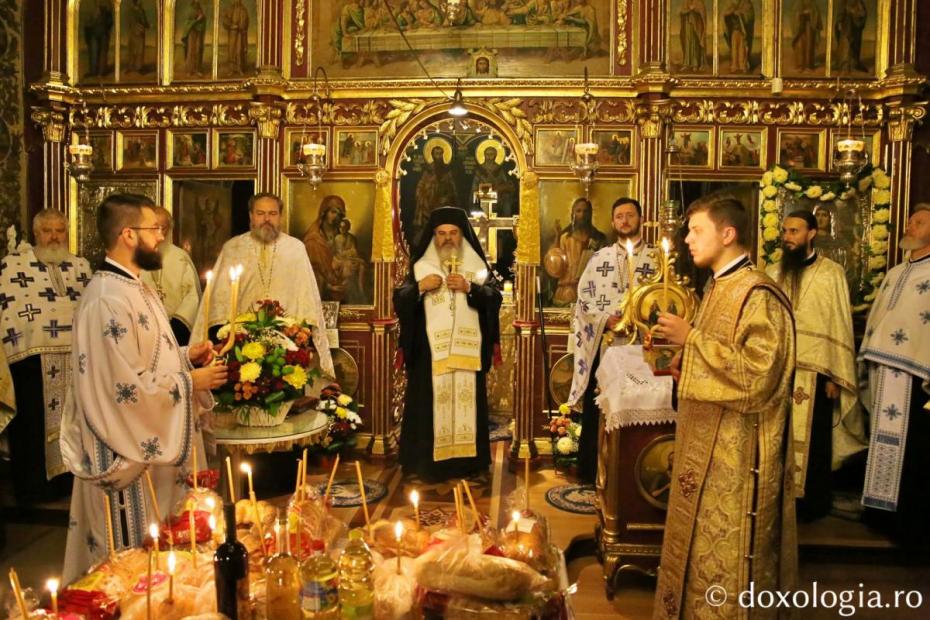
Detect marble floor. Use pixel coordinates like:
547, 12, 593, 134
2, 441, 929, 618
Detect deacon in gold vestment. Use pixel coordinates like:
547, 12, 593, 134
765, 210, 863, 521
655, 196, 797, 619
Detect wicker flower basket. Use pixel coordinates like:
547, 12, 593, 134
232, 399, 294, 427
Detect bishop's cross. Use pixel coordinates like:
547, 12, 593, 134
443, 253, 462, 275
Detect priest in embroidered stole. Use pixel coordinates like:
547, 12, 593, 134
141, 206, 202, 346
0, 209, 92, 504
859, 204, 930, 549
567, 197, 658, 484
765, 210, 863, 521
191, 192, 333, 377
654, 195, 797, 619
61, 194, 227, 582
394, 207, 502, 482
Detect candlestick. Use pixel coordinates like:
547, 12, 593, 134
8, 568, 29, 620
410, 489, 420, 529
202, 270, 213, 343
188, 500, 197, 567
146, 548, 153, 620
395, 521, 404, 574
625, 239, 635, 293
355, 460, 371, 536
192, 443, 199, 491
103, 491, 116, 559
167, 551, 176, 604
661, 237, 671, 311
323, 453, 340, 507
47, 578, 59, 617
150, 523, 160, 566
524, 455, 530, 512
225, 456, 236, 503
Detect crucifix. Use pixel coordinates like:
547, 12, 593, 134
443, 253, 462, 274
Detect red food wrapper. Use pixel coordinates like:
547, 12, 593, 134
58, 588, 119, 620
185, 468, 220, 490
163, 509, 213, 545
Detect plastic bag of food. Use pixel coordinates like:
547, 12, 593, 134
372, 555, 417, 620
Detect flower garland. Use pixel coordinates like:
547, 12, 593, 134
759, 164, 892, 311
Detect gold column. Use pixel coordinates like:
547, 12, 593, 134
249, 102, 283, 194
636, 0, 667, 76
370, 169, 398, 456
886, 102, 927, 261
886, 0, 918, 80
635, 100, 671, 242
512, 172, 541, 461
30, 106, 68, 215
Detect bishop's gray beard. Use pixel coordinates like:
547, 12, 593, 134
250, 224, 279, 244
900, 234, 930, 252
33, 245, 68, 264
437, 243, 460, 263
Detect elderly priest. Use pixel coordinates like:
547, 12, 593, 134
394, 207, 502, 482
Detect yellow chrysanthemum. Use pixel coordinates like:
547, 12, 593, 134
762, 213, 779, 228
872, 208, 890, 223
819, 192, 836, 202
784, 182, 802, 192
804, 186, 823, 199
872, 189, 891, 205
770, 248, 784, 263
762, 200, 778, 213
558, 403, 571, 415
761, 171, 774, 187
235, 312, 257, 323
241, 342, 266, 361
872, 171, 891, 189
283, 365, 307, 390
868, 256, 887, 271
762, 185, 779, 198
858, 177, 873, 193
335, 406, 348, 419
772, 167, 789, 183
763, 226, 779, 242
337, 394, 353, 406
239, 362, 261, 383
870, 225, 889, 241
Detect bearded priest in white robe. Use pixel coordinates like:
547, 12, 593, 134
567, 198, 658, 484
61, 194, 227, 582
191, 192, 333, 377
859, 204, 930, 550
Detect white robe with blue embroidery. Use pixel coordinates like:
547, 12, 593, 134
60, 259, 211, 582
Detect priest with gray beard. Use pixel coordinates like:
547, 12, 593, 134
0, 209, 92, 504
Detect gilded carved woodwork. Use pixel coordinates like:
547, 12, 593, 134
30, 107, 67, 143
66, 103, 253, 130
635, 100, 673, 139
616, 0, 628, 67
887, 103, 928, 142
295, 0, 307, 68
248, 102, 283, 139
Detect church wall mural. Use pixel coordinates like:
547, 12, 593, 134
0, 0, 24, 258
24, 0, 923, 460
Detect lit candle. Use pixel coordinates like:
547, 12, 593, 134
202, 270, 213, 343
47, 578, 59, 617
8, 568, 29, 620
625, 239, 635, 293
240, 462, 255, 497
192, 443, 199, 491
167, 551, 176, 604
225, 455, 236, 503
221, 265, 243, 354
661, 237, 671, 311
208, 514, 217, 543
149, 523, 160, 566
188, 500, 197, 567
394, 521, 404, 574
103, 492, 116, 560
510, 509, 521, 538
410, 490, 420, 529
146, 548, 153, 620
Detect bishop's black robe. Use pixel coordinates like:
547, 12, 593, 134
393, 280, 501, 482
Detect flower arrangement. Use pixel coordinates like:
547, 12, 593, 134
313, 383, 363, 454
546, 404, 582, 469
212, 299, 319, 425
758, 164, 891, 311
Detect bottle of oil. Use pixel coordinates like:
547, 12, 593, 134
300, 539, 339, 618
337, 529, 373, 620
266, 515, 301, 619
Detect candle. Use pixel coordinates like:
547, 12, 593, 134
225, 456, 236, 503
144, 470, 165, 544
510, 509, 521, 538
301, 448, 309, 489
167, 551, 176, 604
240, 462, 255, 498
220, 265, 243, 354
524, 455, 531, 512
47, 578, 59, 617
410, 489, 420, 529
146, 548, 153, 620
149, 523, 160, 566
294, 459, 304, 502
355, 461, 371, 536
323, 453, 340, 507
103, 491, 116, 559
8, 569, 29, 620
661, 237, 671, 311
202, 270, 213, 342
192, 443, 199, 491
188, 500, 197, 567
625, 239, 635, 293
208, 515, 217, 542
394, 521, 404, 574
461, 479, 481, 527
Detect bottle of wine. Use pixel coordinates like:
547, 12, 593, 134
266, 514, 301, 619
214, 502, 250, 619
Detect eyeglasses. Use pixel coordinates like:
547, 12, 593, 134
128, 226, 163, 232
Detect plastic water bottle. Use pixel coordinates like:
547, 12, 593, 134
337, 529, 374, 620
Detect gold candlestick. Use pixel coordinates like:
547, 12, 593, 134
202, 270, 213, 343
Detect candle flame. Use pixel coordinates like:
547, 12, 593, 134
149, 523, 159, 540
511, 509, 521, 524
394, 520, 404, 541
46, 578, 59, 594
167, 551, 176, 575
409, 489, 419, 506
240, 462, 252, 474
208, 515, 217, 531
206, 270, 214, 282
661, 237, 671, 253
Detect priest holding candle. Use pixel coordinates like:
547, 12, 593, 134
60, 194, 227, 582
567, 198, 658, 484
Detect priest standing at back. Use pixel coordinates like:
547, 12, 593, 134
394, 207, 502, 482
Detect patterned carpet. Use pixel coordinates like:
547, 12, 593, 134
313, 478, 388, 507
545, 484, 598, 515
488, 414, 513, 442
